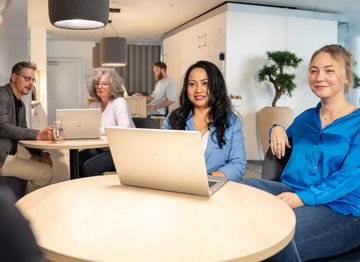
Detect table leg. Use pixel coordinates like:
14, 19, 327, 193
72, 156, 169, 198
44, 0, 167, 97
69, 149, 80, 179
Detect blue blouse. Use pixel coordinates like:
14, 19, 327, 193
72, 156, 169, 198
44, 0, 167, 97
163, 111, 247, 182
282, 103, 360, 216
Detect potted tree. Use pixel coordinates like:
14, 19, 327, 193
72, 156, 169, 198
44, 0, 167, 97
354, 73, 360, 88
257, 51, 303, 155
346, 73, 360, 106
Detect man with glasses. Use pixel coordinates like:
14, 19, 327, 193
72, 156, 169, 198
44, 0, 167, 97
0, 61, 53, 194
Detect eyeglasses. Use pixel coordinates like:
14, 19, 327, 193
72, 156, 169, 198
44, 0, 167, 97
16, 74, 37, 83
95, 82, 109, 88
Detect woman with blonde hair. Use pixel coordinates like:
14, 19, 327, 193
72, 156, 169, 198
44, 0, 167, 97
243, 44, 360, 261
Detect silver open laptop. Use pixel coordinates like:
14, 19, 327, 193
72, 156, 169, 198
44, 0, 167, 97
105, 128, 228, 196
56, 108, 101, 139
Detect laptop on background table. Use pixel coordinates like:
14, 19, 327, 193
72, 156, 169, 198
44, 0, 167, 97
105, 128, 228, 196
56, 108, 101, 139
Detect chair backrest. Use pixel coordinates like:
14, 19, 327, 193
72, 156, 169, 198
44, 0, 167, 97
132, 117, 159, 129
261, 146, 292, 181
261, 146, 360, 259
0, 176, 27, 200
147, 106, 169, 117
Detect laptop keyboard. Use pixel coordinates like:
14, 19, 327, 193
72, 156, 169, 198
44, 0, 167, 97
208, 180, 217, 188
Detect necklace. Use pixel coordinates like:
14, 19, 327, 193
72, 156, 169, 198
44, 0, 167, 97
194, 111, 210, 132
321, 103, 348, 121
196, 122, 209, 132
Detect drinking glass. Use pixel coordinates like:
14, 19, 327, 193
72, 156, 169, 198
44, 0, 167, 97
53, 120, 65, 143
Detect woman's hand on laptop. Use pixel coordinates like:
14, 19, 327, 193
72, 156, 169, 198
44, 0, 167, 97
211, 170, 225, 177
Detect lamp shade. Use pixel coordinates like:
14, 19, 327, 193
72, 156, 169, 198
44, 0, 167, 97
92, 43, 101, 68
100, 37, 127, 67
48, 0, 109, 30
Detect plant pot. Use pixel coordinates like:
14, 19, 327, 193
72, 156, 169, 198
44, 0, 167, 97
258, 106, 294, 156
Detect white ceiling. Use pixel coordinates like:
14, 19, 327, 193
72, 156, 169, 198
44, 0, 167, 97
28, 0, 360, 44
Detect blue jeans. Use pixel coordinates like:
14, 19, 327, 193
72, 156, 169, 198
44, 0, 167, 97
78, 148, 115, 177
241, 178, 360, 261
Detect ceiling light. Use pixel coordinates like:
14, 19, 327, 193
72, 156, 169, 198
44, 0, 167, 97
48, 0, 109, 30
100, 37, 127, 67
99, 9, 127, 67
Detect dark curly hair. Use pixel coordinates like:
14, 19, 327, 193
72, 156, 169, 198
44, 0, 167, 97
168, 60, 233, 148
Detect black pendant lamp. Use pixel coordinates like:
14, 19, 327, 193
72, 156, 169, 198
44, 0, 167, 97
100, 37, 127, 67
48, 0, 109, 30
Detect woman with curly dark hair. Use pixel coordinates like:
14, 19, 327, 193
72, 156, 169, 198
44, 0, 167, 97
163, 60, 246, 182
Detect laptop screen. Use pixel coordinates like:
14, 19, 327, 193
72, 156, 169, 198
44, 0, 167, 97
105, 128, 227, 196
56, 108, 101, 139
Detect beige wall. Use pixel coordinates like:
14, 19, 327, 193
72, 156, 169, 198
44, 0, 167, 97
163, 3, 338, 160
0, 0, 30, 123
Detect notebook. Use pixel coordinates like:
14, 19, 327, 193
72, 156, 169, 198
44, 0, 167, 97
56, 108, 101, 139
105, 127, 228, 196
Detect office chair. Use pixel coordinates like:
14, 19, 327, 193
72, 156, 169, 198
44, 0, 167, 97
132, 117, 160, 129
261, 146, 360, 261
261, 146, 292, 181
0, 176, 27, 200
147, 106, 169, 118
0, 185, 44, 261
128, 91, 149, 96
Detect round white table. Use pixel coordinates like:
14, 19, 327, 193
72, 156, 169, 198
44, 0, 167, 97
17, 175, 296, 262
20, 137, 108, 179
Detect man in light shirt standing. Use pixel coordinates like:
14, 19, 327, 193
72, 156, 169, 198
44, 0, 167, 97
135, 61, 177, 116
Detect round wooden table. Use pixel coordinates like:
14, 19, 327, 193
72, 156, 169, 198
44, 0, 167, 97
20, 137, 108, 179
16, 175, 295, 262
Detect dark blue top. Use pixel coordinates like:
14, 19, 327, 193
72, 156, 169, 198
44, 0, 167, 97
282, 103, 360, 216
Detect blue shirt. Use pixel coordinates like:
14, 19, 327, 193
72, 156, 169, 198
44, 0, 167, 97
163, 112, 247, 182
282, 103, 360, 216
